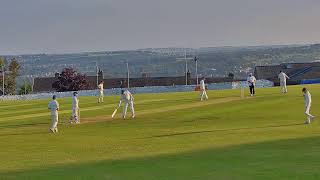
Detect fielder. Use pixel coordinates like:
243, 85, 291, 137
200, 77, 208, 101
118, 89, 135, 119
302, 88, 315, 124
278, 71, 290, 93
70, 92, 80, 124
247, 73, 256, 96
48, 95, 60, 133
97, 81, 104, 103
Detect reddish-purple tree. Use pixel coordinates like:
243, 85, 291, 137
52, 68, 90, 92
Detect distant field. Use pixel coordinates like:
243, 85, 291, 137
0, 85, 320, 179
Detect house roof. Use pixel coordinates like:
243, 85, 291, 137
255, 62, 320, 80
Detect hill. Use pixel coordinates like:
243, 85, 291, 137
4, 44, 320, 79
0, 85, 320, 179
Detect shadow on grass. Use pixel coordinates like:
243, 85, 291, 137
0, 120, 75, 130
0, 122, 49, 129
0, 131, 48, 137
1, 136, 320, 180
142, 123, 304, 139
0, 122, 304, 138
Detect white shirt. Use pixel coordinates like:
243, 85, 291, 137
98, 83, 104, 92
304, 91, 312, 106
278, 72, 289, 82
247, 76, 256, 86
118, 90, 134, 108
48, 100, 59, 115
200, 80, 206, 90
121, 90, 134, 103
72, 96, 79, 109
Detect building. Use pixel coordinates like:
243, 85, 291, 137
254, 62, 320, 85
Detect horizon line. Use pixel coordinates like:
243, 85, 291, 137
1, 43, 318, 57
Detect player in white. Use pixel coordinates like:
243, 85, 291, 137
97, 81, 104, 103
247, 73, 256, 96
48, 95, 60, 133
302, 88, 315, 124
118, 89, 135, 119
278, 71, 290, 93
199, 77, 208, 101
70, 92, 80, 124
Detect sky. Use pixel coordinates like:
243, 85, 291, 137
0, 0, 320, 55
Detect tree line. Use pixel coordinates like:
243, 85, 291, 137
0, 57, 21, 95
0, 56, 92, 95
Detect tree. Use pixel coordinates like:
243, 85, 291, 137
228, 72, 235, 79
18, 82, 32, 95
0, 57, 5, 95
9, 58, 20, 77
52, 67, 90, 92
5, 58, 21, 95
0, 57, 5, 68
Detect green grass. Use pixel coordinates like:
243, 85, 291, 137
0, 85, 320, 179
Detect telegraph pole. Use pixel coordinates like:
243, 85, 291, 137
126, 62, 130, 88
176, 49, 193, 85
194, 56, 199, 85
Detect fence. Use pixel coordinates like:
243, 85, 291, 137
300, 78, 320, 85
0, 80, 274, 101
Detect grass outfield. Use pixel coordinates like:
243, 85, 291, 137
0, 85, 320, 179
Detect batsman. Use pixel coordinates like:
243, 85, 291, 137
114, 89, 135, 119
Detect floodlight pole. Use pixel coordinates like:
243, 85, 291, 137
194, 56, 199, 85
196, 60, 198, 85
185, 49, 188, 85
126, 62, 130, 88
24, 77, 27, 95
31, 75, 34, 93
96, 62, 99, 86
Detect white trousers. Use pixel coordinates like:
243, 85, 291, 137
305, 104, 314, 122
98, 91, 104, 102
200, 90, 208, 101
50, 112, 59, 130
280, 81, 287, 93
122, 101, 135, 119
70, 107, 79, 122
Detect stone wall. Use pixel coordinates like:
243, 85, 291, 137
34, 74, 234, 93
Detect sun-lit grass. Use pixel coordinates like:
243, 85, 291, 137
0, 85, 320, 179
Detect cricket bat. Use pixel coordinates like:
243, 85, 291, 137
111, 108, 118, 118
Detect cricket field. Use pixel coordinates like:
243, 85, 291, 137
0, 85, 320, 179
